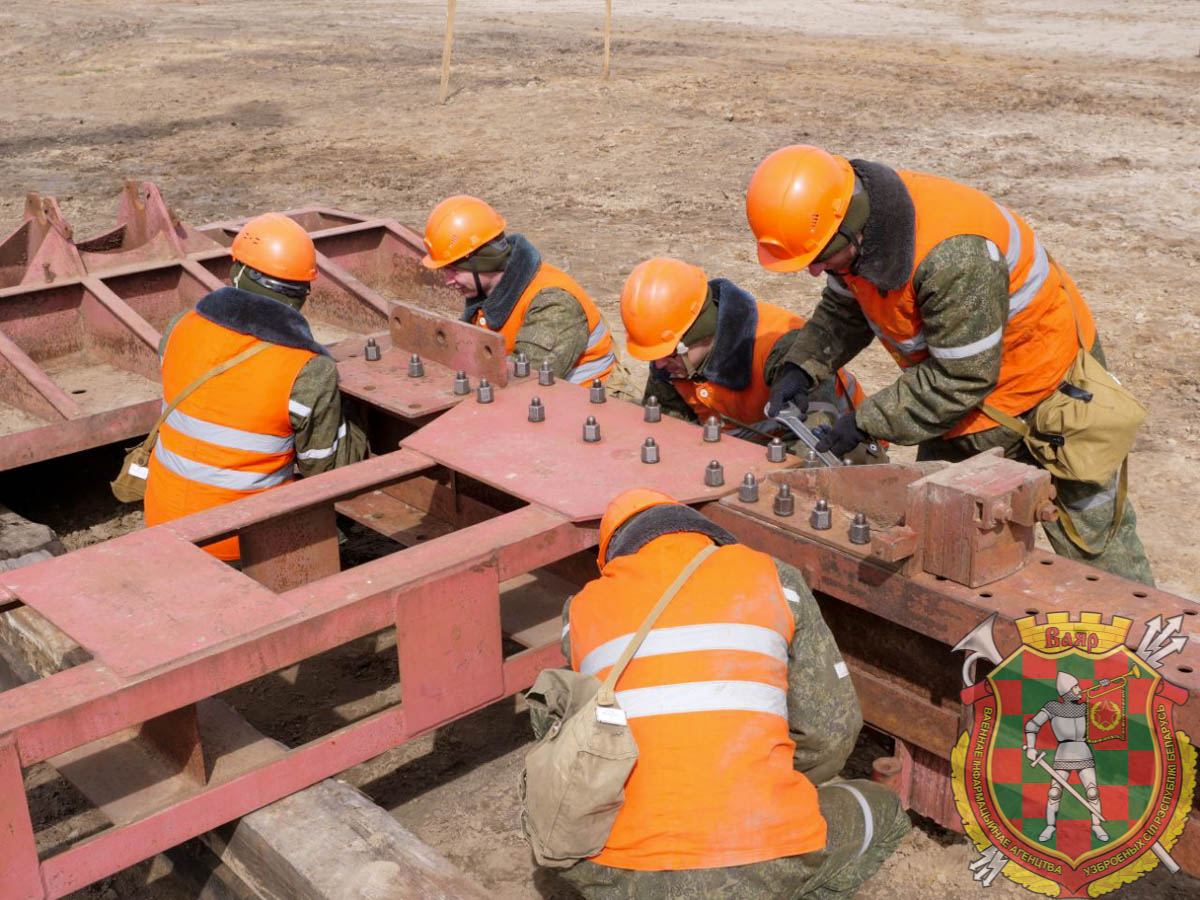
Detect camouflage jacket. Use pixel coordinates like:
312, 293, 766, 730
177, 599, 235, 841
783, 160, 1012, 445
160, 289, 366, 478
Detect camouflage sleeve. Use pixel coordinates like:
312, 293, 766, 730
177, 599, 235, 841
765, 331, 841, 431
780, 277, 876, 385
855, 234, 1009, 445
561, 594, 574, 664
513, 288, 589, 379
641, 367, 700, 424
288, 355, 367, 477
773, 558, 862, 784
158, 311, 188, 358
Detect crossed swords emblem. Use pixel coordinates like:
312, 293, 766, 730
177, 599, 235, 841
953, 614, 1188, 886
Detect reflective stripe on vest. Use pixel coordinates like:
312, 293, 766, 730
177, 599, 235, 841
296, 421, 347, 461
164, 407, 295, 455
615, 680, 788, 720
579, 622, 789, 678
565, 318, 617, 383
153, 437, 293, 491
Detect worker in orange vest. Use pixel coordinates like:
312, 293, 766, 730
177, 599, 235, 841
747, 145, 1153, 584
529, 488, 909, 896
144, 213, 365, 562
620, 256, 884, 463
422, 195, 633, 396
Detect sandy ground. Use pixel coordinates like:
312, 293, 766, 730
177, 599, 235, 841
3, 1, 1200, 897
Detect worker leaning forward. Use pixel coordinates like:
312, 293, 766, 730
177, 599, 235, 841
620, 256, 885, 463
529, 488, 909, 897
747, 145, 1154, 584
422, 195, 635, 398
144, 213, 366, 563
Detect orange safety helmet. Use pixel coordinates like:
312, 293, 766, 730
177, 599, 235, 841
620, 257, 710, 362
597, 487, 678, 568
746, 145, 855, 272
230, 212, 318, 282
422, 195, 506, 269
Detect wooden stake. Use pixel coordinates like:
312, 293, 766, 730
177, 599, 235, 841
603, 0, 612, 80
439, 0, 457, 104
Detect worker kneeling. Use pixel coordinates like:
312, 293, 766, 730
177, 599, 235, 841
144, 213, 365, 563
621, 257, 883, 463
422, 195, 634, 397
521, 489, 909, 897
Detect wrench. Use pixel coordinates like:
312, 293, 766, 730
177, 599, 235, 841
773, 402, 845, 468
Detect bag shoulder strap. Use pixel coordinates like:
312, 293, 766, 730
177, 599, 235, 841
146, 341, 270, 445
980, 402, 1031, 438
596, 543, 718, 706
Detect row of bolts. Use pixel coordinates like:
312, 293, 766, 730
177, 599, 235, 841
367, 341, 873, 545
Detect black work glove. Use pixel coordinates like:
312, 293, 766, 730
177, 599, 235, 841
766, 364, 813, 418
814, 413, 870, 458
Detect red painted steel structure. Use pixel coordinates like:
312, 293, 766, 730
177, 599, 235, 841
1, 191, 1197, 896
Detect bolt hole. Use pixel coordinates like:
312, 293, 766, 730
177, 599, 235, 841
935, 575, 947, 582
483, 345, 494, 357
1025, 609, 1039, 616
1132, 591, 1148, 598
363, 384, 376, 391
71, 388, 86, 394
1184, 610, 1198, 616
1085, 575, 1099, 581
1040, 559, 1054, 566
434, 329, 447, 347
1179, 665, 1194, 674
979, 591, 993, 598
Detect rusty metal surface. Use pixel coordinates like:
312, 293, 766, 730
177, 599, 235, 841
335, 332, 467, 421
0, 190, 466, 473
403, 375, 790, 522
390, 300, 508, 387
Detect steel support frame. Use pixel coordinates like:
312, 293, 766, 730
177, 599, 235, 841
0, 451, 594, 899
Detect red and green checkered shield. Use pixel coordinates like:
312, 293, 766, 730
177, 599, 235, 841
956, 640, 1193, 897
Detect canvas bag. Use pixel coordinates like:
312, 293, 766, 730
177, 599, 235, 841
519, 544, 717, 868
110, 341, 269, 503
982, 270, 1144, 552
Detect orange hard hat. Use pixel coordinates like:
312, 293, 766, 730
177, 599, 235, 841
597, 487, 678, 568
620, 257, 710, 362
230, 213, 318, 282
746, 145, 855, 272
421, 195, 506, 269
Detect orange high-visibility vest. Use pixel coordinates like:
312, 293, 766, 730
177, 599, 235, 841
568, 532, 825, 871
473, 262, 616, 383
672, 301, 865, 428
144, 311, 314, 560
841, 171, 1096, 437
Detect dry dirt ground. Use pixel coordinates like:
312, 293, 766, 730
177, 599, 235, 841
3, 1, 1200, 898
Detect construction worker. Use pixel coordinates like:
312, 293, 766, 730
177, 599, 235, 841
747, 145, 1153, 584
144, 213, 366, 562
530, 488, 909, 897
421, 195, 633, 395
620, 256, 884, 462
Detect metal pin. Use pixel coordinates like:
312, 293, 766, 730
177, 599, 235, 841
453, 370, 470, 395
703, 416, 721, 442
773, 483, 795, 517
407, 353, 424, 378
513, 351, 530, 378
364, 337, 381, 362
738, 473, 759, 503
644, 396, 662, 423
849, 512, 871, 545
641, 437, 659, 464
810, 498, 832, 530
767, 437, 786, 463
804, 449, 820, 469
538, 359, 555, 386
704, 459, 725, 487
590, 379, 606, 403
476, 378, 494, 403
582, 415, 601, 442
528, 396, 545, 422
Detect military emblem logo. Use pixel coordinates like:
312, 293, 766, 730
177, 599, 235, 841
951, 612, 1195, 896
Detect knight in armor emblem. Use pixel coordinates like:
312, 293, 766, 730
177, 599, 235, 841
1025, 671, 1110, 843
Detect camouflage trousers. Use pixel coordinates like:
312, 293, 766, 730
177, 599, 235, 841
917, 342, 1154, 586
556, 780, 910, 899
